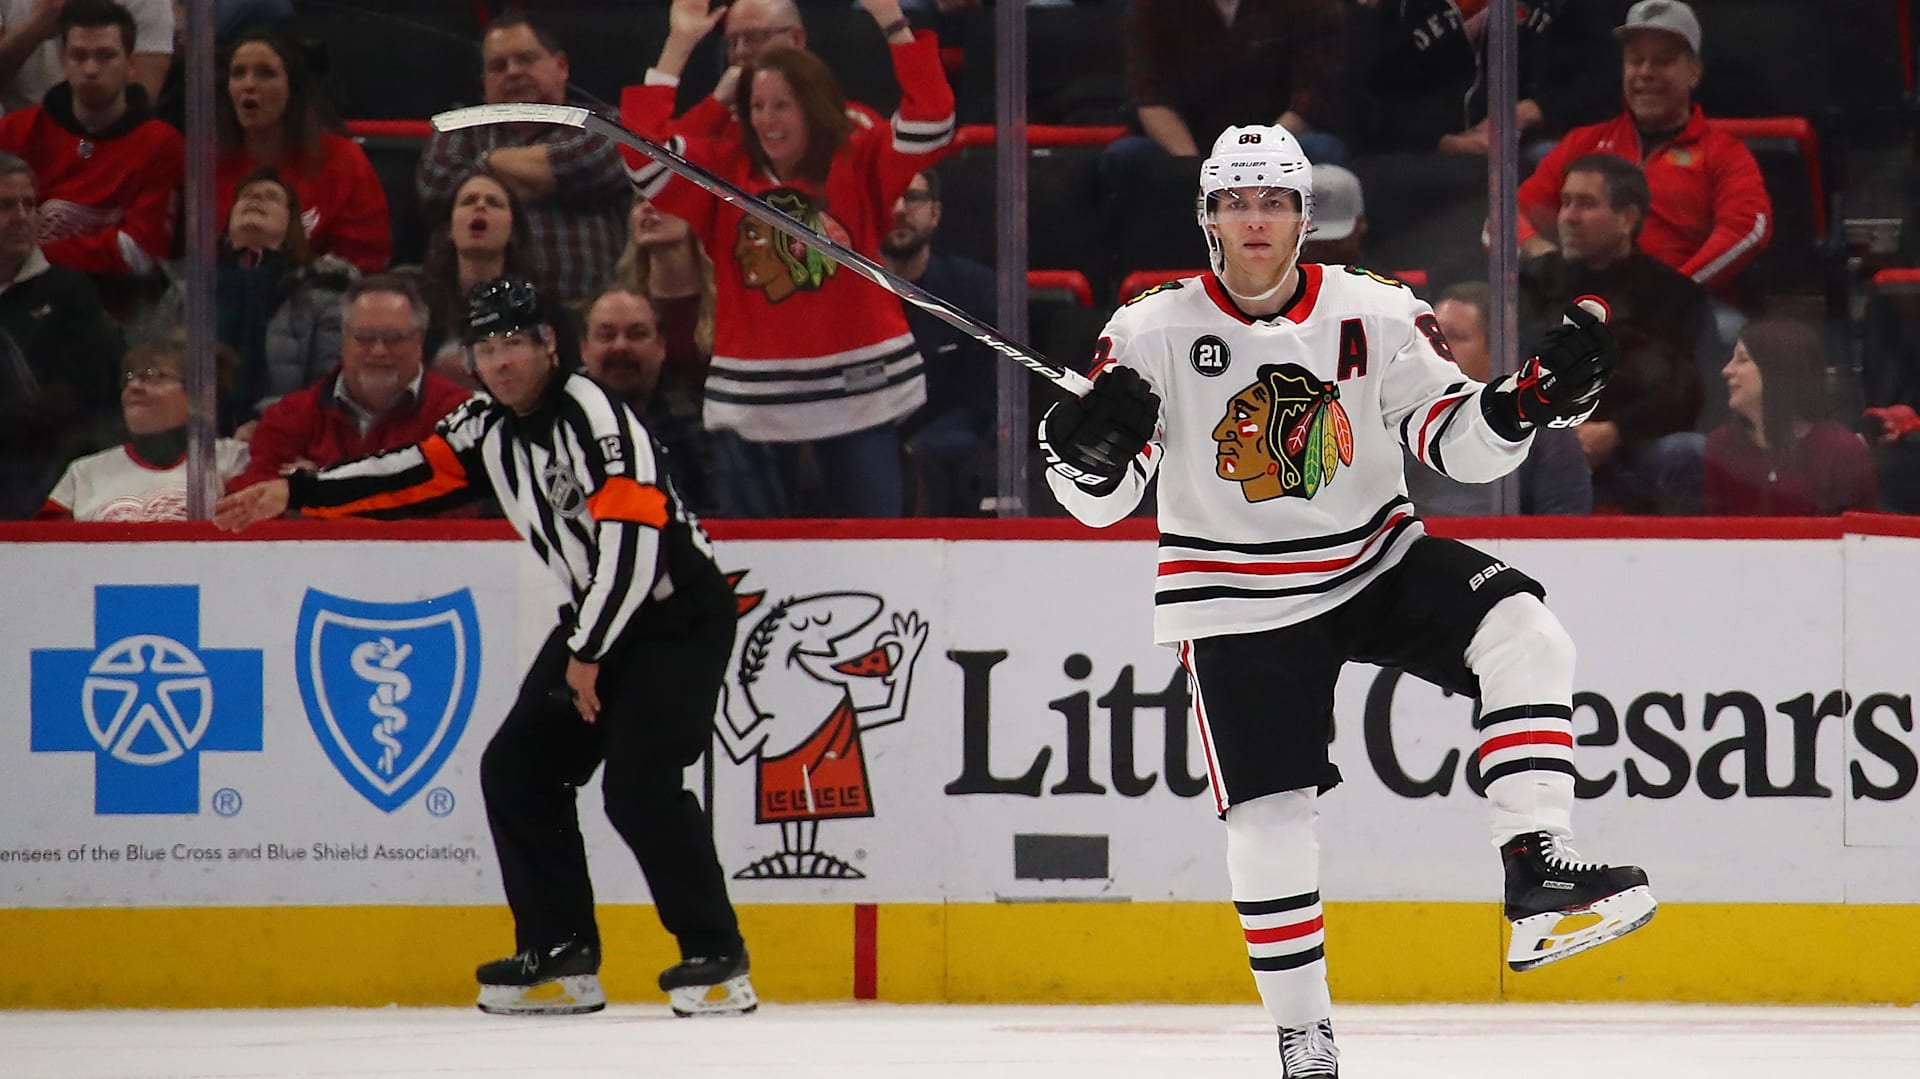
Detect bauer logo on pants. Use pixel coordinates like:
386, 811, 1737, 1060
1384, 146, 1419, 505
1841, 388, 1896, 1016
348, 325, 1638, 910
717, 572, 930, 880
295, 589, 481, 813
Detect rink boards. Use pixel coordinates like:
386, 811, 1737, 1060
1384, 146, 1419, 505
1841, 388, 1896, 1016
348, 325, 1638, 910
2, 517, 1918, 1007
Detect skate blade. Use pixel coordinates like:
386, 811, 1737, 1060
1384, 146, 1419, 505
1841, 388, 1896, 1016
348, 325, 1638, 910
1508, 885, 1657, 972
668, 974, 759, 1017
477, 974, 606, 1015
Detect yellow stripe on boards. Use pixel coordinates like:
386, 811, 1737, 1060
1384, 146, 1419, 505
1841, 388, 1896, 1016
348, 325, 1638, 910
3, 902, 1916, 1009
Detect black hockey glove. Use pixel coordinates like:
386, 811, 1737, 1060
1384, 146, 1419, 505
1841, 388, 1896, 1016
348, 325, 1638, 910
1039, 366, 1160, 495
1482, 299, 1619, 441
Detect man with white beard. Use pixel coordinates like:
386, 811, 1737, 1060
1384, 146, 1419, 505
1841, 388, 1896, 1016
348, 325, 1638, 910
580, 285, 714, 514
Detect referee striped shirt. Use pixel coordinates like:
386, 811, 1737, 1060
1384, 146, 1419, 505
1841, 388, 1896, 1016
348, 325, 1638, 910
285, 372, 713, 662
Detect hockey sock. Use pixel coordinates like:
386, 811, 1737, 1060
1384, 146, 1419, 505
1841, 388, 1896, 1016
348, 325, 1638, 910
1463, 593, 1577, 846
1224, 789, 1331, 1029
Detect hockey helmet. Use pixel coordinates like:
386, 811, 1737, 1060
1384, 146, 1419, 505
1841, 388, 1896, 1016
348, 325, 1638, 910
1196, 125, 1314, 273
462, 275, 548, 346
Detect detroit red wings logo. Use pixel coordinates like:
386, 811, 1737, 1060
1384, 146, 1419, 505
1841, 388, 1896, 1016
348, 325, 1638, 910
716, 573, 928, 880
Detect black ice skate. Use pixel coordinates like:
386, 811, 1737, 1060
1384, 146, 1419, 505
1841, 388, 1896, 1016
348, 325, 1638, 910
1502, 831, 1656, 972
1277, 1018, 1338, 1077
474, 939, 605, 1016
658, 950, 758, 1017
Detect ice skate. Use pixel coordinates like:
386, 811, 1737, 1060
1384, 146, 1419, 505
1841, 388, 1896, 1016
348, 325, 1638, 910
658, 950, 758, 1017
1277, 1018, 1338, 1077
475, 939, 605, 1016
1502, 831, 1656, 971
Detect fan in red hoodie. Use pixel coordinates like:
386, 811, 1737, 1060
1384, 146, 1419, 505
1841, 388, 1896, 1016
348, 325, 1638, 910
622, 0, 954, 517
0, 1, 183, 284
214, 29, 390, 274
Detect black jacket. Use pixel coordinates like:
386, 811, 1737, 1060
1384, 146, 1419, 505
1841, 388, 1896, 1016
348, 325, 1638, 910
0, 252, 124, 517
1349, 0, 1629, 154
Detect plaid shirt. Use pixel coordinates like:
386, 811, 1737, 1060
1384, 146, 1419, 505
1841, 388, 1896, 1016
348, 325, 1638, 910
1124, 0, 1345, 146
415, 114, 629, 306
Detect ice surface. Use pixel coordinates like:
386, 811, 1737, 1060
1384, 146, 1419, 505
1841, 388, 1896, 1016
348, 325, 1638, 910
2, 1002, 1917, 1078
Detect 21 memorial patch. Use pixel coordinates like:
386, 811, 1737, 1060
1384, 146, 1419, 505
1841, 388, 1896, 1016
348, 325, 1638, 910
1190, 335, 1231, 377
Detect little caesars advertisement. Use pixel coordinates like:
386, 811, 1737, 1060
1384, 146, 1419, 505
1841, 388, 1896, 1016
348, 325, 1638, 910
3, 533, 1917, 909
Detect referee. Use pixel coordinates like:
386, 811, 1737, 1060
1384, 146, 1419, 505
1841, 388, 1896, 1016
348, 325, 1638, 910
216, 276, 756, 1018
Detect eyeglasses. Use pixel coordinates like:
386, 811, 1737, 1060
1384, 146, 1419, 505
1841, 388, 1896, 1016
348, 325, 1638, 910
123, 367, 182, 387
726, 25, 800, 50
348, 328, 421, 347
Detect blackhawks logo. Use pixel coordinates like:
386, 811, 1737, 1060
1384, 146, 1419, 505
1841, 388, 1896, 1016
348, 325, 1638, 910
734, 187, 848, 303
1211, 363, 1354, 503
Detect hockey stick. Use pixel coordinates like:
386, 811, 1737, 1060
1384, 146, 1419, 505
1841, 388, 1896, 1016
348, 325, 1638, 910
430, 102, 1094, 397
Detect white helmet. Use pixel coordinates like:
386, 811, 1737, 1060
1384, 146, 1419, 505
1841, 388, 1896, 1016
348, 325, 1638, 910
1196, 124, 1314, 274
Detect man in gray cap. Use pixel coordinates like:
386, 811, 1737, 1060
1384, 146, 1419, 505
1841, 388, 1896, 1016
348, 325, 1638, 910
1300, 163, 1368, 267
1514, 0, 1770, 315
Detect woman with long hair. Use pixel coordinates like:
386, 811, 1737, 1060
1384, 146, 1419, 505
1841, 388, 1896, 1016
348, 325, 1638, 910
1704, 318, 1879, 515
417, 169, 537, 381
625, 0, 954, 517
608, 193, 716, 387
215, 29, 390, 273
603, 192, 720, 515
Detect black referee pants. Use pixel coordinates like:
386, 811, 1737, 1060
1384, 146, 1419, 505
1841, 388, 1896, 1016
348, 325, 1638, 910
479, 574, 744, 961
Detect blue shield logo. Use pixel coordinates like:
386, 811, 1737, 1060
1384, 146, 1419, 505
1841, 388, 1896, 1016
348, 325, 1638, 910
31, 585, 264, 815
295, 589, 480, 813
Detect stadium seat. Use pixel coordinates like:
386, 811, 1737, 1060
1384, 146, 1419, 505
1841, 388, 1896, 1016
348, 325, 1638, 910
934, 144, 1107, 286
1862, 269, 1920, 406
1710, 117, 1838, 305
1027, 269, 1092, 369
1116, 268, 1199, 305
352, 129, 434, 267
1107, 154, 1208, 294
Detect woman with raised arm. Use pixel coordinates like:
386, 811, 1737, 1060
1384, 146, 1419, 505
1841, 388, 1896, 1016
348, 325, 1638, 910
621, 0, 955, 518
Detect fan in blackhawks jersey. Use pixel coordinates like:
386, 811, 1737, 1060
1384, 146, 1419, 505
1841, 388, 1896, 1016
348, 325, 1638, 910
215, 275, 758, 1021
1039, 126, 1653, 1077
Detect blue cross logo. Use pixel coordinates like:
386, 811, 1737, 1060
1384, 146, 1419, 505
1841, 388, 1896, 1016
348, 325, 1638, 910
31, 586, 264, 815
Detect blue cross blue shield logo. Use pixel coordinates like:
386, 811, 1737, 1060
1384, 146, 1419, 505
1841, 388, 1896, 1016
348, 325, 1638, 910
295, 589, 480, 813
31, 585, 264, 815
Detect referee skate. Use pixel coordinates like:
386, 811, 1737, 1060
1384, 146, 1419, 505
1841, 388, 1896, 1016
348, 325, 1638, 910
474, 940, 606, 1017
659, 951, 760, 1017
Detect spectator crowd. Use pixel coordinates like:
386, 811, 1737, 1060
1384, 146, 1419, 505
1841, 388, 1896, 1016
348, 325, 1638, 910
1, 0, 1914, 522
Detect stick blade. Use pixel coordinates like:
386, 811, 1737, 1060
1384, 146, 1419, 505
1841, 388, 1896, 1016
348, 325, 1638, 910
431, 102, 590, 133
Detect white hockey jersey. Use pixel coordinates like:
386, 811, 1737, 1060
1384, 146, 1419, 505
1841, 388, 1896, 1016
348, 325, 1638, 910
1046, 264, 1533, 645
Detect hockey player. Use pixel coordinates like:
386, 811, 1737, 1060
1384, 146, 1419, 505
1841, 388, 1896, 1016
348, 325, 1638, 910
215, 276, 757, 1019
1039, 127, 1656, 1076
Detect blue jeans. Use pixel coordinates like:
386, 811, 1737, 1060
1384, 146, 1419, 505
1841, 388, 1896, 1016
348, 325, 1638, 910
709, 424, 905, 519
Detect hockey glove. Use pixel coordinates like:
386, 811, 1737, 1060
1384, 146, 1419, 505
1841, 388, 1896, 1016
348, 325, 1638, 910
1040, 366, 1160, 495
1482, 298, 1619, 441
1862, 404, 1920, 446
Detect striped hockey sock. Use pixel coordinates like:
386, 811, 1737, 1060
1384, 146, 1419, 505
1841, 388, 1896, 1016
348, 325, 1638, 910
1225, 790, 1331, 1028
1464, 595, 1577, 844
